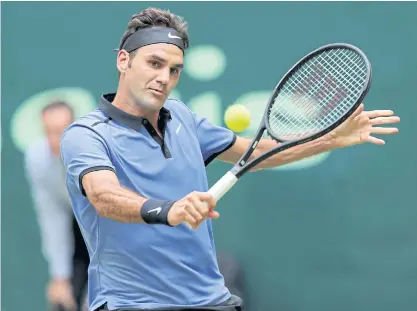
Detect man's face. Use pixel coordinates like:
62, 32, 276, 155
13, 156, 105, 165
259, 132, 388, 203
118, 43, 184, 111
42, 107, 73, 155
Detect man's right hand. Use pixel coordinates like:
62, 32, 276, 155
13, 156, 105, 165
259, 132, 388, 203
168, 191, 219, 229
47, 279, 76, 311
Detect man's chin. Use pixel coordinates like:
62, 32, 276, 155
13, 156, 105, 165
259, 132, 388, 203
141, 96, 166, 111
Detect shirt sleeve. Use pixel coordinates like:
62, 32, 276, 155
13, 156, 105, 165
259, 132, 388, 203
24, 153, 73, 280
191, 112, 237, 166
60, 124, 116, 196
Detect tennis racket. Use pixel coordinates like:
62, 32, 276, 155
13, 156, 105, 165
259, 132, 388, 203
208, 43, 372, 203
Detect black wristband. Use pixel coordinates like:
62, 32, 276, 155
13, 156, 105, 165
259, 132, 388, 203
141, 199, 175, 226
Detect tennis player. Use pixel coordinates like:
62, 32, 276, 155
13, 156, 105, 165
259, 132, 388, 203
60, 7, 399, 311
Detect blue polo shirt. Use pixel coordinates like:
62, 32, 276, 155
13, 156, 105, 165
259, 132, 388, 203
60, 93, 237, 311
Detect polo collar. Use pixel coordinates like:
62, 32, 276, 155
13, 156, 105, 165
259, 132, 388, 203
98, 93, 172, 132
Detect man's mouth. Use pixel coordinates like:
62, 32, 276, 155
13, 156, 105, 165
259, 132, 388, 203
149, 88, 165, 95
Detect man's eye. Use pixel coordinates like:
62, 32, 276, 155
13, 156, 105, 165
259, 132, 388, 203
150, 61, 160, 68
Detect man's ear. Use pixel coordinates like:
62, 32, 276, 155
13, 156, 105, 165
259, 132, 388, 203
117, 50, 130, 74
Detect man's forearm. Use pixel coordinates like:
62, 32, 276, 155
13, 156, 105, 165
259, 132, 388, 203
217, 134, 338, 169
91, 184, 148, 223
254, 133, 336, 170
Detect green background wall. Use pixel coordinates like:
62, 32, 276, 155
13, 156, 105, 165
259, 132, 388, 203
2, 2, 416, 311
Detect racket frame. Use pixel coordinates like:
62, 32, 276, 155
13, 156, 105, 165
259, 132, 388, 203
230, 43, 372, 178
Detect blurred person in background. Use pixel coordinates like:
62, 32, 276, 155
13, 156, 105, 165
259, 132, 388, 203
24, 101, 89, 311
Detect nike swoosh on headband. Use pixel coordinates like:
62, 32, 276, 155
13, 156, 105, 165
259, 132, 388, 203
168, 32, 182, 39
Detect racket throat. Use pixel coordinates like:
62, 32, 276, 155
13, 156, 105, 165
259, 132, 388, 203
239, 140, 259, 166
236, 127, 265, 168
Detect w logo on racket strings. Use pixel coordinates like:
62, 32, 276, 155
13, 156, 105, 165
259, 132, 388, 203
291, 64, 348, 117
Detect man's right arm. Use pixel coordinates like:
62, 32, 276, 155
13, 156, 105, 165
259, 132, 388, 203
83, 169, 218, 228
81, 169, 148, 223
60, 125, 217, 228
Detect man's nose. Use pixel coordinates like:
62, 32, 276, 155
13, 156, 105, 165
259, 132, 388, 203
156, 68, 170, 85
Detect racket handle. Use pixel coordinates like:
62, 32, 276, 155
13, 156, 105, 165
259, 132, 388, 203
184, 171, 238, 229
208, 171, 238, 202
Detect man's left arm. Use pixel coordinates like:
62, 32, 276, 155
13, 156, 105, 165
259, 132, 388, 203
192, 103, 399, 170
218, 104, 400, 170
217, 134, 334, 171
192, 109, 334, 169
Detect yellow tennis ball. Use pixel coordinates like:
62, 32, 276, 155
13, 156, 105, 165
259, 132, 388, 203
224, 104, 251, 132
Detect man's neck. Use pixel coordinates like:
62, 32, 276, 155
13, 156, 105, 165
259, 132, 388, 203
112, 90, 159, 130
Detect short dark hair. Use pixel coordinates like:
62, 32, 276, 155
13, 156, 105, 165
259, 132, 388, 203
119, 7, 190, 60
42, 100, 74, 118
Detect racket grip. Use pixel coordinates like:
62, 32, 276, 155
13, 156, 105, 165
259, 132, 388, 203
183, 171, 238, 229
208, 171, 238, 202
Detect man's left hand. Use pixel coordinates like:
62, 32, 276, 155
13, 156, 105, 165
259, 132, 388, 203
330, 103, 400, 148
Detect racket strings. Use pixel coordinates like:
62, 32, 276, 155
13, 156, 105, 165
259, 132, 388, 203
272, 49, 367, 138
268, 48, 368, 141
274, 50, 366, 137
